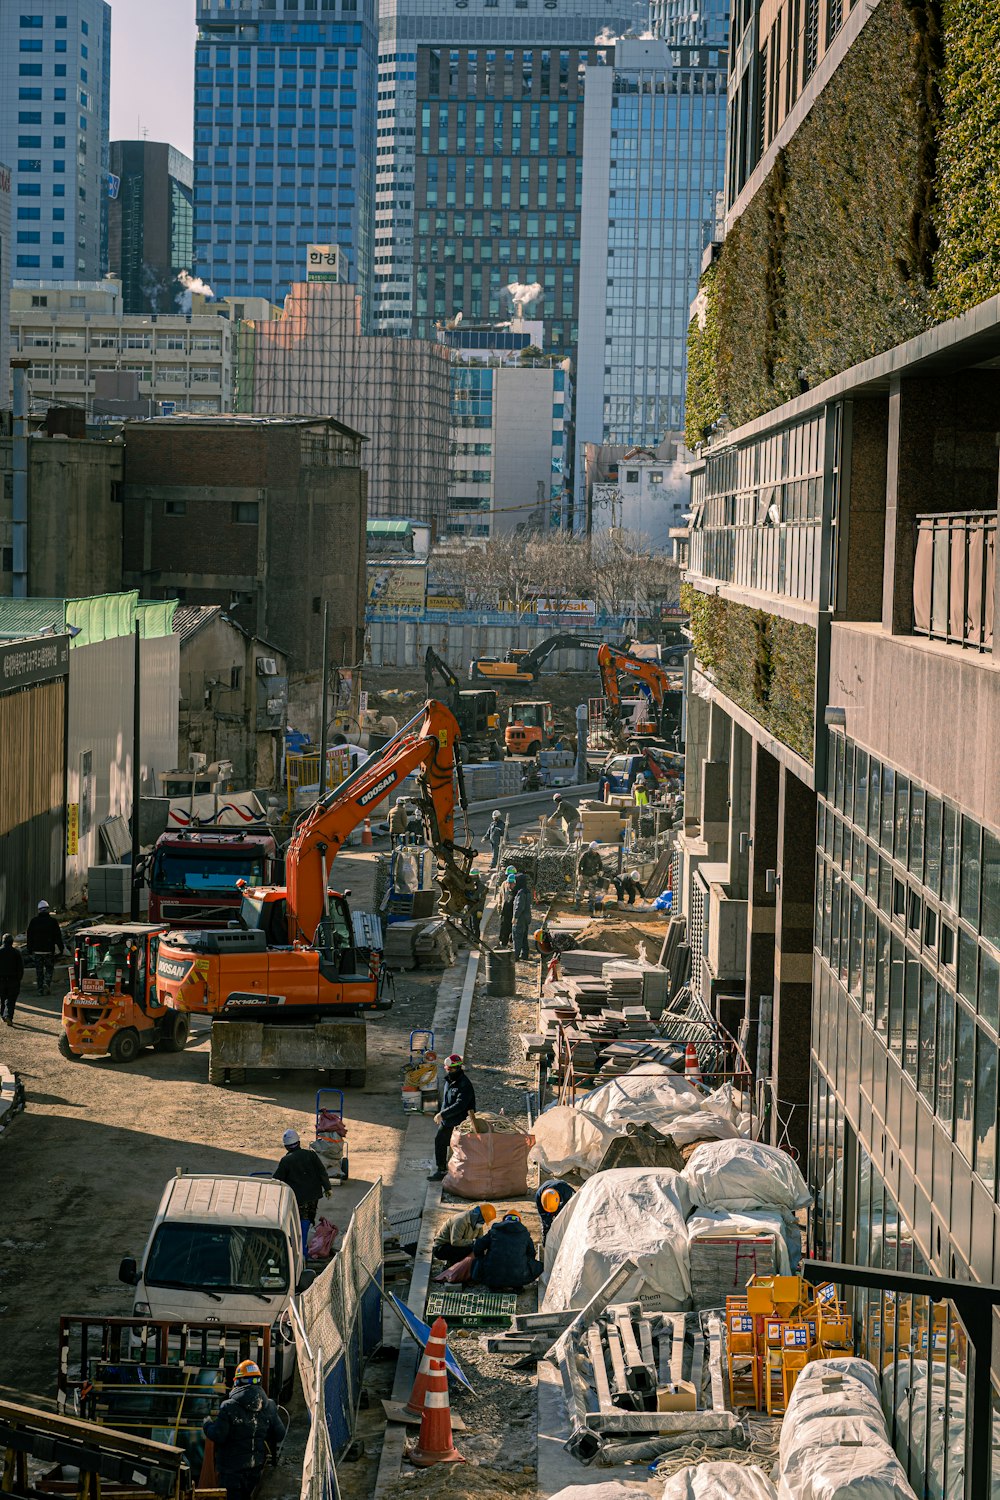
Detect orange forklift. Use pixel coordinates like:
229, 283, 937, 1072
59, 924, 190, 1063
504, 700, 555, 757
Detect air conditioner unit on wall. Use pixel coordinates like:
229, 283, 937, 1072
257, 656, 278, 676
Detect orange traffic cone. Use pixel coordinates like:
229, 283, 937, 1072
405, 1319, 464, 1468
684, 1041, 701, 1082
403, 1335, 437, 1418
362, 817, 373, 847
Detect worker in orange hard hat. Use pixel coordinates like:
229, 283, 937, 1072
204, 1360, 286, 1500
534, 1180, 574, 1241
431, 1202, 497, 1266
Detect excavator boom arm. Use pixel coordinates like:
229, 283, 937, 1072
285, 700, 471, 943
424, 646, 460, 700
597, 644, 670, 720
514, 633, 601, 682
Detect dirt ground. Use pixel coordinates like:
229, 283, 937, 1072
364, 666, 598, 743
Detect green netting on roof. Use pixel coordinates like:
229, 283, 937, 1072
66, 591, 138, 647
0, 598, 66, 639
367, 520, 412, 536
137, 600, 178, 639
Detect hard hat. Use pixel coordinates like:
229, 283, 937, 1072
283, 1128, 300, 1146
629, 870, 640, 881
477, 1203, 497, 1224
491, 808, 502, 818
540, 1187, 562, 1214
552, 792, 562, 801
502, 1211, 521, 1223
505, 865, 517, 875
37, 899, 50, 911
234, 1359, 262, 1384
444, 1053, 463, 1070
507, 873, 517, 883
589, 841, 599, 850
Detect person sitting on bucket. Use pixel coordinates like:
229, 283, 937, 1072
432, 1202, 496, 1265
203, 1359, 286, 1500
471, 1211, 543, 1290
534, 1180, 575, 1241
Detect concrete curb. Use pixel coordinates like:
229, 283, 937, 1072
371, 942, 482, 1499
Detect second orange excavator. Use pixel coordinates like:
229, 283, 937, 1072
597, 643, 684, 749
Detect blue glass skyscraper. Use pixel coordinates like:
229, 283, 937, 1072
193, 1, 376, 316
574, 8, 728, 520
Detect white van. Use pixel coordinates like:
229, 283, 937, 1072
119, 1173, 314, 1391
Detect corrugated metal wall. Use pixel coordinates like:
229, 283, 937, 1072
366, 618, 614, 671
65, 636, 180, 905
0, 679, 66, 935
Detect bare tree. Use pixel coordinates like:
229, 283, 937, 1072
591, 529, 680, 620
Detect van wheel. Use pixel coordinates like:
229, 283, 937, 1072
58, 1031, 81, 1061
109, 1028, 141, 1064
157, 1014, 190, 1053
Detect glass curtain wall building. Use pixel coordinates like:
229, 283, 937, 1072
374, 0, 643, 337
109, 142, 194, 315
0, 0, 111, 281
574, 17, 727, 524
193, 0, 376, 316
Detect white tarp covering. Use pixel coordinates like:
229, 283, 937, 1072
665, 1110, 741, 1146
577, 1067, 705, 1131
880, 1360, 1000, 1500
683, 1138, 811, 1213
550, 1487, 647, 1500
778, 1359, 918, 1500
541, 1167, 692, 1312
661, 1462, 778, 1500
686, 1207, 793, 1274
528, 1104, 620, 1178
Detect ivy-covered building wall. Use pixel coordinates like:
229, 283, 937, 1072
681, 585, 816, 764
685, 0, 1000, 446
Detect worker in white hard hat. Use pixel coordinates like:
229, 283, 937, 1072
575, 841, 606, 914
273, 1127, 332, 1254
388, 797, 409, 849
612, 868, 646, 906
25, 899, 64, 995
482, 808, 505, 868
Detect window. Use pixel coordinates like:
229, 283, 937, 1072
648, 471, 663, 484
232, 501, 259, 524
954, 1002, 976, 1161
164, 500, 186, 517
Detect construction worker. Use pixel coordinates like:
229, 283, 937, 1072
548, 792, 580, 840
428, 1053, 476, 1181
575, 842, 606, 912
533, 922, 576, 983
498, 870, 518, 946
432, 1202, 497, 1265
633, 778, 649, 808
512, 880, 533, 960
25, 900, 64, 995
203, 1359, 286, 1500
482, 810, 505, 869
612, 869, 645, 906
471, 1212, 543, 1290
272, 1128, 332, 1254
535, 1180, 575, 1241
0, 934, 25, 1027
388, 798, 409, 848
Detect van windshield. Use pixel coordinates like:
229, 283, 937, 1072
145, 1224, 289, 1294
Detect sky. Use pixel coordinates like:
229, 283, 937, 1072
109, 0, 196, 158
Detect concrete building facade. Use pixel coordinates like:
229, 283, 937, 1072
574, 30, 726, 520
238, 279, 449, 527
0, 430, 123, 597
11, 279, 234, 415
108, 141, 195, 316
192, 0, 377, 316
587, 439, 692, 546
0, 0, 111, 282
120, 416, 367, 704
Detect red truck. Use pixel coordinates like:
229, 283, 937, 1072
147, 828, 281, 928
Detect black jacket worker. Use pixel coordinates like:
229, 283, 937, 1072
204, 1359, 286, 1500
273, 1129, 331, 1246
428, 1053, 476, 1181
472, 1213, 543, 1289
25, 901, 64, 995
0, 934, 25, 1027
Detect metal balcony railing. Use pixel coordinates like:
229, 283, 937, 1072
912, 511, 996, 653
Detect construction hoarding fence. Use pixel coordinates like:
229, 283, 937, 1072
292, 1181, 383, 1500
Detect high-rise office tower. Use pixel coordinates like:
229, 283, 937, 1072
0, 0, 111, 281
574, 11, 728, 522
109, 141, 194, 315
193, 1, 377, 314
374, 0, 643, 339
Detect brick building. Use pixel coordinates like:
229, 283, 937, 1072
121, 416, 367, 719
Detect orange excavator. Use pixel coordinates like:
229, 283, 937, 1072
145, 701, 476, 1084
597, 643, 684, 749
